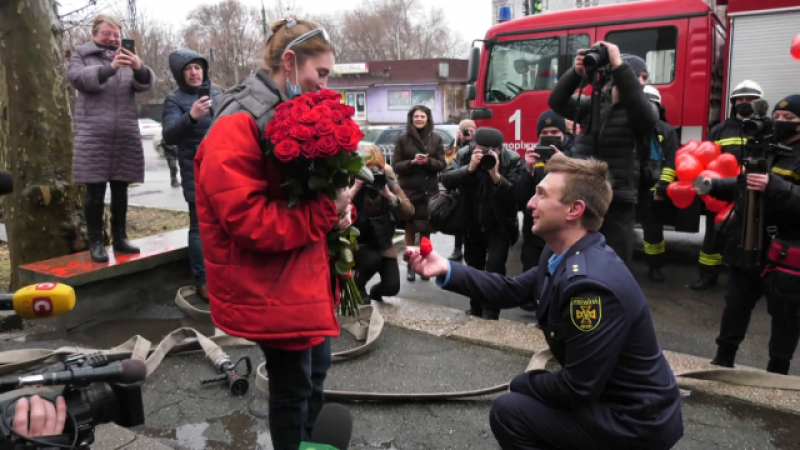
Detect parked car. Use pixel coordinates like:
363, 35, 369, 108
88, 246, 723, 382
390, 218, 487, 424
370, 125, 459, 164
358, 125, 394, 151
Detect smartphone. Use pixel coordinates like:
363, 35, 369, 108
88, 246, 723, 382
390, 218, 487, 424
197, 86, 210, 99
121, 39, 136, 53
534, 145, 555, 162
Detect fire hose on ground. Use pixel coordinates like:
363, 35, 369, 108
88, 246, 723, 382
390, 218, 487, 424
0, 285, 798, 401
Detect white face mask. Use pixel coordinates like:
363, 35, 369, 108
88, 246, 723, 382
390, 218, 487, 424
286, 54, 302, 99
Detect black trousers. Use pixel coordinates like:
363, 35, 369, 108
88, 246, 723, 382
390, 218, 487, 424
354, 245, 401, 299
716, 267, 800, 361
464, 227, 512, 316
698, 212, 725, 278
599, 201, 636, 265
639, 192, 667, 269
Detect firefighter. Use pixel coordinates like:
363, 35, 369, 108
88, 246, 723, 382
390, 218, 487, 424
641, 85, 679, 282
690, 80, 764, 291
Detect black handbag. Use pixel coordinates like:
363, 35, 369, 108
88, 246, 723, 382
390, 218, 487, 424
428, 190, 465, 236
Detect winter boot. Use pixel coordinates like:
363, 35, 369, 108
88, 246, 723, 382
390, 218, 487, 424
766, 358, 790, 375
110, 182, 140, 254
84, 183, 108, 263
710, 346, 736, 368
166, 155, 180, 187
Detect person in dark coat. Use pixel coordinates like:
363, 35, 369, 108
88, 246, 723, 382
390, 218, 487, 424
391, 105, 447, 282
67, 14, 156, 263
446, 119, 477, 262
162, 49, 223, 300
409, 154, 683, 450
548, 42, 657, 265
440, 128, 523, 320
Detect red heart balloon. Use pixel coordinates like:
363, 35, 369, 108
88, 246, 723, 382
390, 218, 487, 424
792, 34, 800, 60
694, 141, 720, 168
675, 141, 701, 160
702, 195, 729, 213
714, 204, 734, 225
676, 154, 704, 181
667, 181, 696, 209
707, 153, 740, 178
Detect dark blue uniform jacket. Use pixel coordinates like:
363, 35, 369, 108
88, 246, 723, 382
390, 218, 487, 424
439, 232, 683, 449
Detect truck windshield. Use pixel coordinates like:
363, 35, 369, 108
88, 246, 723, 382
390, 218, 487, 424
484, 37, 560, 103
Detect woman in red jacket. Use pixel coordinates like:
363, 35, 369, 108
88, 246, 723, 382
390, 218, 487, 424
194, 17, 351, 450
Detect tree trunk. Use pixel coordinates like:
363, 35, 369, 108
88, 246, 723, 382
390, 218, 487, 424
0, 0, 87, 290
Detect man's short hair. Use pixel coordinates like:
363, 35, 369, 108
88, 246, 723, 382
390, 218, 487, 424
545, 154, 613, 232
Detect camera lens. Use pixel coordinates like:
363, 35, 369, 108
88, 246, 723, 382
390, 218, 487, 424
479, 153, 497, 171
372, 173, 387, 189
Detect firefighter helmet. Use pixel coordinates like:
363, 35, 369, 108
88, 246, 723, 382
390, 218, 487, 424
643, 85, 661, 105
730, 80, 764, 101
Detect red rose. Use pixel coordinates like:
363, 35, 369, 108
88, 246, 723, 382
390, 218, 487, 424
306, 92, 323, 104
329, 109, 346, 123
337, 104, 356, 118
300, 139, 318, 159
299, 109, 322, 125
291, 103, 311, 118
289, 124, 315, 141
271, 127, 290, 144
273, 109, 290, 123
319, 90, 340, 101
322, 99, 342, 109
317, 135, 340, 157
265, 120, 279, 139
275, 101, 292, 113
281, 114, 299, 129
315, 118, 336, 136
315, 105, 332, 117
334, 125, 360, 151
273, 139, 301, 162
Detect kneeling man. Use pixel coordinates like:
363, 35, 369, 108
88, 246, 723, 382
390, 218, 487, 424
409, 154, 683, 450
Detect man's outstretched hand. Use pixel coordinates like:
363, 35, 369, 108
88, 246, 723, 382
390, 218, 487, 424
407, 248, 450, 279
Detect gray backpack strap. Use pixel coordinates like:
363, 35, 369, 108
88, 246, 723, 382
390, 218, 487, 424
211, 70, 283, 142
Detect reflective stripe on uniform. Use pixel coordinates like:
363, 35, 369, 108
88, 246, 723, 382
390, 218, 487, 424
699, 252, 723, 266
660, 167, 676, 183
716, 137, 746, 146
771, 166, 800, 181
535, 162, 546, 168
644, 240, 666, 256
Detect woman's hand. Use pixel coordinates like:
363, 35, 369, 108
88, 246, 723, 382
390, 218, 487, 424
336, 204, 353, 230
119, 48, 142, 70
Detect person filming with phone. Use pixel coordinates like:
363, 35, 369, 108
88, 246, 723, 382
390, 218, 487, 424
68, 14, 156, 263
162, 49, 222, 301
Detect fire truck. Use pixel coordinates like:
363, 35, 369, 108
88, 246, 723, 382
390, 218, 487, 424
465, 0, 800, 231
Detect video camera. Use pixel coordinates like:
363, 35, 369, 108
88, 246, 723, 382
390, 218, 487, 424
0, 354, 146, 449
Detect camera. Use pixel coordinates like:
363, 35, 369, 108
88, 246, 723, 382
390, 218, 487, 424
462, 129, 471, 138
583, 43, 610, 73
0, 354, 145, 449
370, 167, 387, 190
479, 151, 497, 171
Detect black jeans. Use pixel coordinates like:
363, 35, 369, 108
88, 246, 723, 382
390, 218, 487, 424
716, 267, 800, 361
464, 227, 512, 317
354, 245, 401, 299
260, 338, 332, 450
599, 201, 636, 265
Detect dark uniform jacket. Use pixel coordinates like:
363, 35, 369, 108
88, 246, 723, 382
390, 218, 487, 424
162, 49, 223, 203
653, 120, 680, 195
549, 65, 658, 204
439, 232, 683, 449
712, 140, 800, 267
708, 118, 746, 162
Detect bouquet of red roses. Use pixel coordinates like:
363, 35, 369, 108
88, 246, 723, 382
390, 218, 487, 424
264, 90, 372, 317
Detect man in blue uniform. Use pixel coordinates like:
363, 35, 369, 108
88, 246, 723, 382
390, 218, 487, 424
409, 154, 683, 450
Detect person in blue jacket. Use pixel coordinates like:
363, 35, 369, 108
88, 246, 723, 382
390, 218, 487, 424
162, 49, 222, 300
409, 153, 683, 450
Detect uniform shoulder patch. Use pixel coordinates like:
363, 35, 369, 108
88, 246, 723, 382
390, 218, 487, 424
566, 253, 586, 279
570, 297, 602, 332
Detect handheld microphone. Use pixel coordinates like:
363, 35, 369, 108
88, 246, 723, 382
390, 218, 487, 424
0, 171, 12, 196
0, 359, 147, 393
0, 282, 75, 319
300, 403, 353, 450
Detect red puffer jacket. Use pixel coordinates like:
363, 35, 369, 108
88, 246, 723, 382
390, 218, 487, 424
195, 112, 344, 350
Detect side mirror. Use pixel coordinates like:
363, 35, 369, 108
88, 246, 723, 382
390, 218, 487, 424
466, 84, 476, 102
467, 47, 480, 84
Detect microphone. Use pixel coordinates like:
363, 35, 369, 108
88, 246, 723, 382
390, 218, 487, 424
0, 171, 12, 196
300, 403, 353, 450
0, 359, 147, 393
0, 282, 75, 319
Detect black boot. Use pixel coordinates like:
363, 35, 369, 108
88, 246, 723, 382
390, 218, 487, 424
84, 183, 108, 263
690, 276, 718, 291
406, 262, 415, 282
767, 358, 790, 375
110, 182, 140, 254
710, 346, 736, 368
167, 156, 180, 187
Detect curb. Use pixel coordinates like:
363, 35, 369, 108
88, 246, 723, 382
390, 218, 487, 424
374, 296, 800, 415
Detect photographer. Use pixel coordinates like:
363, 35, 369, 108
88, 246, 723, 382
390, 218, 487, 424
440, 128, 522, 320
691, 80, 765, 291
446, 120, 477, 262
699, 95, 800, 374
548, 42, 657, 265
641, 85, 680, 282
350, 147, 414, 303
